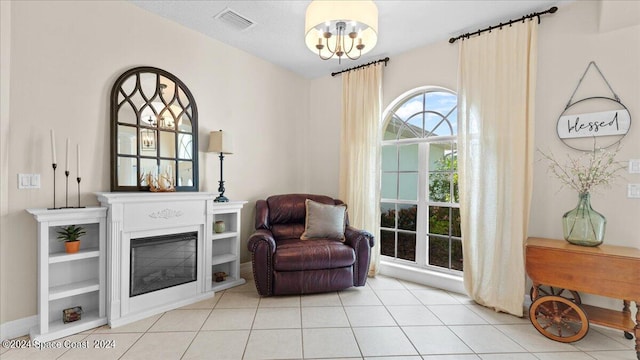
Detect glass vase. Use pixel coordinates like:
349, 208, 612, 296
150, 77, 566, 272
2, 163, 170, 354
562, 192, 606, 247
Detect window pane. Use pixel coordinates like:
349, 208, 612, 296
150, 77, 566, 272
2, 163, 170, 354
395, 94, 423, 121
177, 134, 193, 160
177, 160, 193, 187
429, 206, 450, 236
429, 143, 454, 170
117, 156, 137, 186
407, 114, 424, 138
425, 113, 445, 137
425, 92, 457, 118
381, 145, 397, 172
118, 125, 137, 155
398, 173, 418, 201
398, 232, 416, 261
380, 203, 396, 229
381, 230, 396, 257
381, 173, 397, 199
428, 236, 449, 269
451, 239, 463, 271
397, 204, 417, 231
159, 131, 176, 158
384, 117, 403, 140
139, 158, 157, 186
399, 144, 419, 171
429, 173, 451, 202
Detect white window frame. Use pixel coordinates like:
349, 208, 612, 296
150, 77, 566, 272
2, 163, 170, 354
379, 86, 462, 278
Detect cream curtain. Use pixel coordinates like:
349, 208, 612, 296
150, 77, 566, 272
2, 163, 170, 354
458, 20, 537, 316
339, 63, 383, 276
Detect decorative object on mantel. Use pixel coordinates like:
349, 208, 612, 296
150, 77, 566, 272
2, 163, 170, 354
48, 129, 85, 209
49, 129, 58, 209
56, 224, 86, 253
539, 145, 626, 246
208, 130, 233, 202
556, 61, 631, 151
304, 0, 378, 63
140, 170, 176, 192
110, 66, 199, 192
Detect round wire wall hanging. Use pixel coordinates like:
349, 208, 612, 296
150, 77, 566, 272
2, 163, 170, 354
556, 62, 631, 151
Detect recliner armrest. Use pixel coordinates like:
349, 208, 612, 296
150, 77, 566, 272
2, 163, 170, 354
344, 226, 375, 249
247, 229, 277, 296
344, 226, 375, 286
247, 229, 276, 254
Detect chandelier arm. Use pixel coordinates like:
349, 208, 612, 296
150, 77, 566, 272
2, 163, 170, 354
324, 36, 336, 54
343, 38, 361, 60
317, 49, 336, 61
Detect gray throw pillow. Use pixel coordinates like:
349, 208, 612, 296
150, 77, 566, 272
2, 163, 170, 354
300, 199, 347, 241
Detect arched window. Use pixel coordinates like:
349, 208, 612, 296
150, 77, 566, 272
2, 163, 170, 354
380, 87, 462, 273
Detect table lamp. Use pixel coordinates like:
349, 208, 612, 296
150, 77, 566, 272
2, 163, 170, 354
208, 130, 233, 202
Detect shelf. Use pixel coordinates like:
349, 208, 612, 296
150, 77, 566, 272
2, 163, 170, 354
49, 279, 100, 300
211, 276, 246, 292
211, 231, 239, 240
49, 248, 100, 264
30, 310, 106, 343
212, 253, 237, 265
582, 304, 636, 331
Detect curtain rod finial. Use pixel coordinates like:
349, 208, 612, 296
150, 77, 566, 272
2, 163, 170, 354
549, 6, 558, 13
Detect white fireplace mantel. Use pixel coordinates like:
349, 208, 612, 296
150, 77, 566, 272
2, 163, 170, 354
96, 192, 218, 327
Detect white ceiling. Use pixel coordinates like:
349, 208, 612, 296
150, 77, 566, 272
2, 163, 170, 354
130, 0, 567, 79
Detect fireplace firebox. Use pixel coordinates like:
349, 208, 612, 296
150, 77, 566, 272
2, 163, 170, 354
130, 231, 197, 297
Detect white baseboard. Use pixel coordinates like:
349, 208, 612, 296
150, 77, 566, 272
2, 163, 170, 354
0, 315, 37, 341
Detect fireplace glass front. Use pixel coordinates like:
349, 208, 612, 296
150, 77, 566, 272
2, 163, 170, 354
130, 231, 197, 297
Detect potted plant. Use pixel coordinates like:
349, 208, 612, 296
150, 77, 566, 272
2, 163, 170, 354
57, 225, 86, 253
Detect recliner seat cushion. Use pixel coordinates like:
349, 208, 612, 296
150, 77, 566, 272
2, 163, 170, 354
273, 239, 356, 271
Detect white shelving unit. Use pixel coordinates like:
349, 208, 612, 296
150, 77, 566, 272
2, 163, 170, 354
206, 201, 247, 292
27, 207, 107, 342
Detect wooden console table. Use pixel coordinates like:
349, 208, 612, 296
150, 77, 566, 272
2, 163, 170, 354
526, 237, 639, 360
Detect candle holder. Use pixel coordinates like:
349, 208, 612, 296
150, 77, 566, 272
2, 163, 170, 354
76, 177, 85, 208
48, 163, 58, 210
64, 170, 70, 208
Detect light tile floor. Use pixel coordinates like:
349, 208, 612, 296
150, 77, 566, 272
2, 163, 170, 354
1, 273, 637, 360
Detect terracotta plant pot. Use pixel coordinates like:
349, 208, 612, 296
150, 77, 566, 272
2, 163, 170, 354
65, 241, 80, 254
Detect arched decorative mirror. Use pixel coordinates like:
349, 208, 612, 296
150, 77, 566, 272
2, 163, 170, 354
110, 66, 198, 191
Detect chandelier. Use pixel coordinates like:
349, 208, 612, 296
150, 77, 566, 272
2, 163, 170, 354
304, 0, 378, 63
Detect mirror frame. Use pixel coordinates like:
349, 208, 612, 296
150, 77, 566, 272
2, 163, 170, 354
110, 66, 199, 191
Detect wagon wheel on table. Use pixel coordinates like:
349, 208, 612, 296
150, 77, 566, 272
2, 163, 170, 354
530, 285, 581, 304
529, 295, 589, 343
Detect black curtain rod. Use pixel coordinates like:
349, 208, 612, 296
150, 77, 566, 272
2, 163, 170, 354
449, 6, 558, 44
331, 57, 390, 77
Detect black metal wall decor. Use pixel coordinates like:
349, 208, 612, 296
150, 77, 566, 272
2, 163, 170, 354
110, 67, 199, 191
556, 61, 631, 151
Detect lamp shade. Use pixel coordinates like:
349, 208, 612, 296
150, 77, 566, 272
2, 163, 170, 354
304, 0, 378, 58
208, 130, 233, 154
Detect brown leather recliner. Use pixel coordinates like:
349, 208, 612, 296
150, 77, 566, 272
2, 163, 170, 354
247, 194, 375, 296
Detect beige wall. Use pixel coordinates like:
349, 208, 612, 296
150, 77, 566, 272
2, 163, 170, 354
1, 0, 308, 324
307, 0, 639, 308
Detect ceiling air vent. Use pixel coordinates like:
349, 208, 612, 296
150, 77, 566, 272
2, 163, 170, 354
215, 8, 255, 31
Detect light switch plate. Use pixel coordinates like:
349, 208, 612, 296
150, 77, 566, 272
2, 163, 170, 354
628, 184, 640, 199
629, 159, 640, 174
17, 174, 40, 189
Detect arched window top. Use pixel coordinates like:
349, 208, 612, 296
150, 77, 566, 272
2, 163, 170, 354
383, 87, 457, 140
